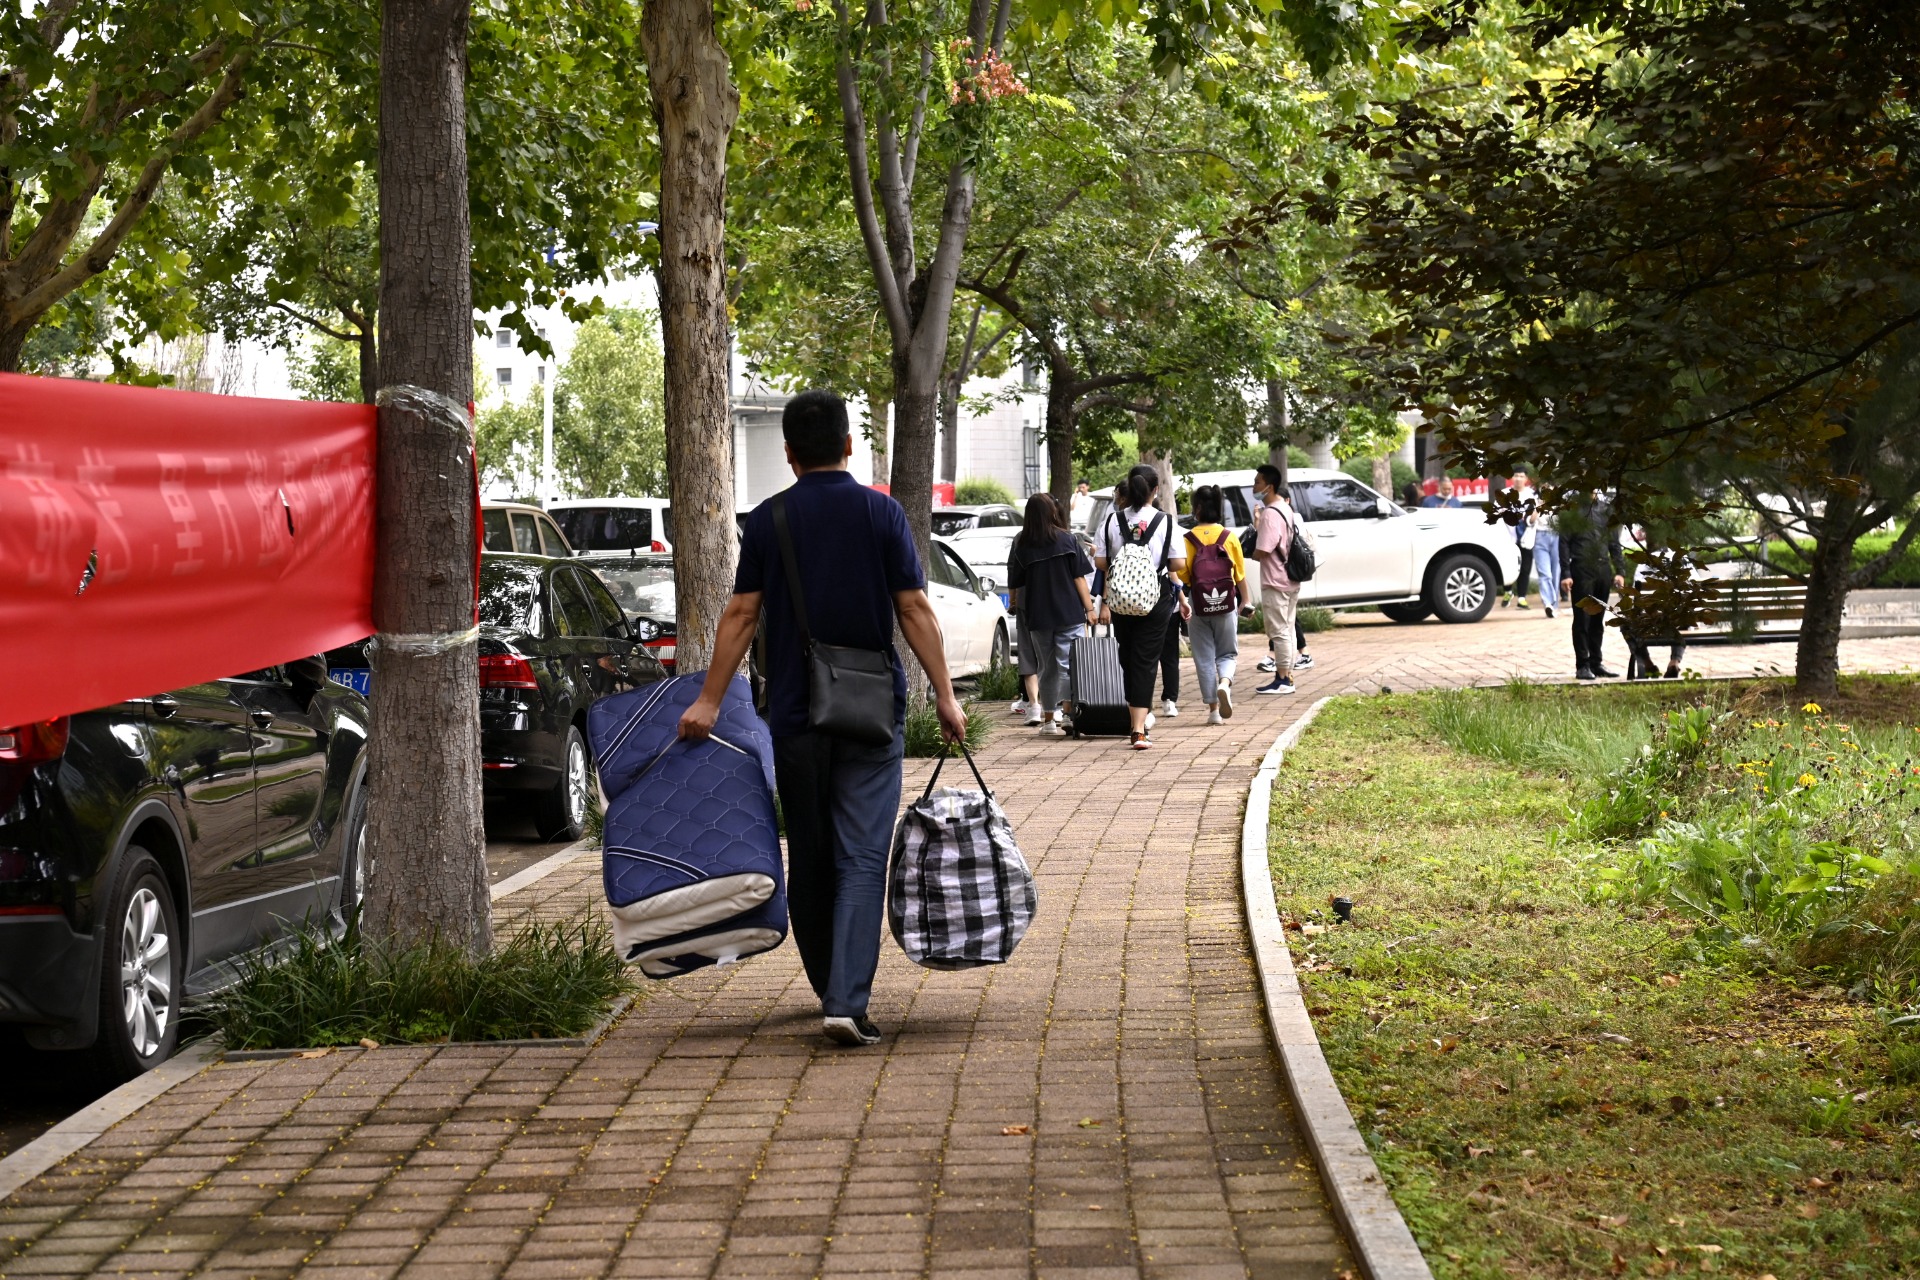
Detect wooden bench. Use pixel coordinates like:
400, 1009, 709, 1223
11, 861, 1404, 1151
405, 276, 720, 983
1674, 575, 1808, 645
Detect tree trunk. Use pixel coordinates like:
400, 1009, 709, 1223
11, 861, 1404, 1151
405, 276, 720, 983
870, 393, 891, 485
1045, 367, 1076, 506
939, 368, 962, 483
1371, 455, 1391, 494
1793, 522, 1857, 702
891, 353, 943, 558
363, 0, 490, 953
1266, 378, 1289, 482
643, 0, 740, 677
0, 326, 25, 374
357, 327, 381, 405
1139, 433, 1175, 516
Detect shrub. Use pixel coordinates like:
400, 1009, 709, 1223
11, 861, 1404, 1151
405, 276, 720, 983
955, 476, 1017, 506
1238, 605, 1265, 634
904, 697, 991, 757
1566, 703, 1725, 840
1338, 456, 1419, 497
203, 919, 629, 1050
974, 656, 1021, 703
1298, 604, 1337, 633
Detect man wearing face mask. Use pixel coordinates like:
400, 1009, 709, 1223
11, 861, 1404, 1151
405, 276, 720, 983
1559, 490, 1627, 680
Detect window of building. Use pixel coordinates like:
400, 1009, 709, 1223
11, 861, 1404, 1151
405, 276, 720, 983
497, 368, 513, 388
495, 329, 513, 348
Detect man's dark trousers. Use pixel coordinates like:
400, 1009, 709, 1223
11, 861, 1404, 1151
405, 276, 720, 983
1569, 574, 1612, 671
773, 732, 904, 1018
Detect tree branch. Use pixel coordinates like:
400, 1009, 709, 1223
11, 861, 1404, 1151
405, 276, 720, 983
268, 299, 361, 343
1850, 508, 1920, 588
831, 0, 911, 343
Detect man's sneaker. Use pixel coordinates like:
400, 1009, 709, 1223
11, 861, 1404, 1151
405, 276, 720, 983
1025, 707, 1044, 726
1544, 605, 1556, 618
823, 1015, 882, 1046
1257, 656, 1276, 673
1217, 679, 1234, 720
1040, 718, 1067, 737
1256, 678, 1294, 695
1162, 699, 1179, 718
1009, 698, 1030, 717
1501, 592, 1513, 608
1129, 731, 1152, 750
1207, 708, 1224, 726
1293, 653, 1315, 671
1275, 678, 1296, 695
1515, 598, 1530, 609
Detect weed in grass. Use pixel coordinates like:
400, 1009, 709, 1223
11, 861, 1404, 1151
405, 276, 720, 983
1273, 692, 1920, 1279
203, 917, 629, 1050
904, 697, 990, 757
1298, 604, 1337, 633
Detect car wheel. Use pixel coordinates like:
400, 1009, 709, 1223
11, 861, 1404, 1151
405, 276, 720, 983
1379, 601, 1433, 624
534, 725, 592, 842
989, 624, 1010, 673
89, 848, 181, 1081
336, 783, 368, 920
1427, 554, 1496, 623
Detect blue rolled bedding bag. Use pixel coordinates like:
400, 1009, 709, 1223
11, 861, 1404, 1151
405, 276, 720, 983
586, 674, 788, 977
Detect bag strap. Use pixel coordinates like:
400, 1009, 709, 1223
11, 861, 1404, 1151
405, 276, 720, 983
770, 493, 814, 658
919, 740, 991, 802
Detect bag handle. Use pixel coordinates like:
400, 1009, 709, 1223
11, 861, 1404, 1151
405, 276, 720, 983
770, 493, 814, 659
919, 739, 991, 802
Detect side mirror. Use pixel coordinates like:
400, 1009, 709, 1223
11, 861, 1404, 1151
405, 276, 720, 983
979, 576, 996, 598
1376, 497, 1393, 517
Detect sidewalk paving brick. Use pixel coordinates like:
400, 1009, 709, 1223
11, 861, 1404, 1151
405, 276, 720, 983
6, 611, 1918, 1278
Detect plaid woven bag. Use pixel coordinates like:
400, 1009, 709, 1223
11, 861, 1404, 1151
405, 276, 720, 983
888, 745, 1036, 970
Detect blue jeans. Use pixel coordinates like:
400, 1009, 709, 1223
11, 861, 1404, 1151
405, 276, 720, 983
1533, 531, 1562, 610
1026, 623, 1082, 714
773, 732, 905, 1018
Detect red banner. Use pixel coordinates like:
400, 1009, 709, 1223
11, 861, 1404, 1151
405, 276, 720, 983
0, 374, 376, 726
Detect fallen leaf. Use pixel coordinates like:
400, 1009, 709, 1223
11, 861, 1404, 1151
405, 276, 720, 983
1520, 1149, 1538, 1158
1466, 1144, 1492, 1158
1000, 1125, 1031, 1136
1688, 1244, 1723, 1254
1439, 1037, 1460, 1053
1077, 1118, 1104, 1128
1669, 1096, 1690, 1114
1798, 1204, 1820, 1219
358, 1038, 380, 1050
1658, 973, 1681, 987
1806, 1176, 1830, 1190
296, 1049, 330, 1059
1087, 1204, 1102, 1211
648, 1177, 661, 1185
1599, 1032, 1632, 1045
1666, 1217, 1687, 1227
1302, 923, 1328, 935
1596, 1214, 1629, 1228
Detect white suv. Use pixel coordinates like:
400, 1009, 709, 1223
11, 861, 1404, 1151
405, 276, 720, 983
1092, 468, 1522, 623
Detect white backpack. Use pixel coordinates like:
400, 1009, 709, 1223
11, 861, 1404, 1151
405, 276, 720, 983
1105, 511, 1168, 616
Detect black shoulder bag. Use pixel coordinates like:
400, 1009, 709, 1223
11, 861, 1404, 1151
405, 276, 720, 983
770, 493, 897, 746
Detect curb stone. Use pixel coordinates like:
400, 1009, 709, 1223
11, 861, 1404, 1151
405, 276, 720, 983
1242, 696, 1435, 1280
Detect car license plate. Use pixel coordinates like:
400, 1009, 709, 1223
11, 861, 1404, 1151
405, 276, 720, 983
330, 668, 372, 696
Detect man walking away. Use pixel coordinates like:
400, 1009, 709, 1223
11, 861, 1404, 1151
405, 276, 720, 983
1558, 490, 1627, 681
679, 390, 966, 1047
1250, 464, 1302, 695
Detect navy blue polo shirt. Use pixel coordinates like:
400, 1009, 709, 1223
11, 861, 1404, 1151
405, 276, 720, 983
734, 470, 925, 738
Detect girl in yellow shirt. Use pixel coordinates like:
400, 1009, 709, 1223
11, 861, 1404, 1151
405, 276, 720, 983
1176, 485, 1253, 724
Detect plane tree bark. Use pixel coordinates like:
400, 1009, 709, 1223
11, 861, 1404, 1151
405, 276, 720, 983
363, 0, 490, 951
643, 0, 741, 674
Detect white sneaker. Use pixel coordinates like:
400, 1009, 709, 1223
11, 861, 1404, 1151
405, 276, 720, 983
1207, 708, 1223, 726
1025, 707, 1044, 726
1294, 653, 1315, 670
1040, 719, 1066, 737
1217, 679, 1234, 720
1257, 656, 1276, 673
1009, 698, 1029, 717
1162, 700, 1179, 718
1145, 712, 1156, 732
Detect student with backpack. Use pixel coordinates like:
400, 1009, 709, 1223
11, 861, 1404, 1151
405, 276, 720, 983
1006, 493, 1096, 735
1250, 464, 1312, 694
1094, 465, 1186, 750
1178, 485, 1252, 725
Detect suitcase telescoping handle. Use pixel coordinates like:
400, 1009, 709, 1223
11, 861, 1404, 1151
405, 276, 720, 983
920, 740, 991, 801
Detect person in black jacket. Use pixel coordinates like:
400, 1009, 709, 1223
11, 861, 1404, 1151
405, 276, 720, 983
1558, 492, 1628, 680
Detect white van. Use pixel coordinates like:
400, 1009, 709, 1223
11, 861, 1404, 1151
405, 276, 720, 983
548, 497, 674, 554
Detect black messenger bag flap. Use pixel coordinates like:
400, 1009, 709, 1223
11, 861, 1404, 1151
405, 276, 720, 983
771, 493, 896, 746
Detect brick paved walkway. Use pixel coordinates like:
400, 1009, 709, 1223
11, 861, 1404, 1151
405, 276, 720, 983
4, 612, 1918, 1280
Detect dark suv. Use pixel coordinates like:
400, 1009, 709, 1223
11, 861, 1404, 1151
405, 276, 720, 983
327, 555, 666, 842
0, 661, 369, 1078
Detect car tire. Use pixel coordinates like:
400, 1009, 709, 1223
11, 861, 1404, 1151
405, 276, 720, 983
1427, 554, 1497, 623
989, 624, 1011, 673
336, 783, 368, 920
89, 848, 182, 1081
1379, 601, 1433, 624
534, 724, 593, 843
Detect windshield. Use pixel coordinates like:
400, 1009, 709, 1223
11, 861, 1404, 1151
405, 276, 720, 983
479, 562, 542, 633
592, 561, 676, 617
553, 506, 672, 551
930, 510, 977, 536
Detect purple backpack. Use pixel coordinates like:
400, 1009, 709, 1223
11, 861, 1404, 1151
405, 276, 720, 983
1186, 529, 1237, 616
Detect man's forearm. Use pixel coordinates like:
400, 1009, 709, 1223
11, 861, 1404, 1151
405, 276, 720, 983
895, 596, 957, 701
699, 597, 760, 703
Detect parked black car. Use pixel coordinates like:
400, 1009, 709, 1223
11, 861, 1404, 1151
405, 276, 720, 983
587, 552, 679, 672
327, 554, 666, 843
0, 661, 369, 1078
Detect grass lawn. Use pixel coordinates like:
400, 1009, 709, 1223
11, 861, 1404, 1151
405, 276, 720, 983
1270, 680, 1920, 1279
